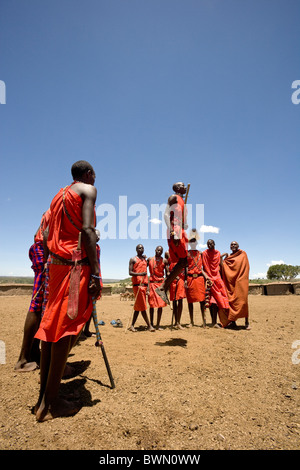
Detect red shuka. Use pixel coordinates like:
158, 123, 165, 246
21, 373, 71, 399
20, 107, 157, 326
222, 250, 250, 321
169, 262, 186, 301
131, 256, 148, 311
186, 250, 205, 303
148, 257, 166, 308
202, 249, 229, 310
35, 185, 94, 343
167, 195, 188, 263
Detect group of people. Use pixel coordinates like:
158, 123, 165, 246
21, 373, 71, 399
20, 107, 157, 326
128, 182, 250, 332
128, 237, 250, 332
14, 165, 250, 423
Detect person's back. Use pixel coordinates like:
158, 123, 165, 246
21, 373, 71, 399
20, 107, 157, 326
34, 160, 101, 422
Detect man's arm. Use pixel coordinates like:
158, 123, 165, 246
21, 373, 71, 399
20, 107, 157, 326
128, 258, 136, 276
43, 226, 49, 264
80, 185, 101, 297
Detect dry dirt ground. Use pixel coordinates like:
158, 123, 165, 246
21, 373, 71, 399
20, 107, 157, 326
0, 293, 299, 451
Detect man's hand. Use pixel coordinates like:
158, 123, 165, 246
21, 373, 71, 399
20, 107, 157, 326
89, 277, 102, 298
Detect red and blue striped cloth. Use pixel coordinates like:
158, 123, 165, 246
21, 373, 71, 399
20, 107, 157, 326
28, 241, 45, 312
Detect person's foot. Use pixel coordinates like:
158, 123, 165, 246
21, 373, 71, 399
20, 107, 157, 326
174, 323, 185, 330
14, 360, 39, 372
83, 330, 93, 337
35, 398, 81, 422
128, 325, 137, 332
148, 325, 155, 332
225, 321, 238, 330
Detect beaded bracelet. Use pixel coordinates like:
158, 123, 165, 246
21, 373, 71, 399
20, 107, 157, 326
91, 274, 102, 280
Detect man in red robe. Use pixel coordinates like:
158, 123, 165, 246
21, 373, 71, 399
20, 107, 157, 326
128, 244, 155, 332
15, 209, 51, 372
147, 246, 168, 330
185, 230, 209, 327
222, 241, 250, 329
156, 182, 188, 304
202, 239, 229, 327
34, 161, 101, 422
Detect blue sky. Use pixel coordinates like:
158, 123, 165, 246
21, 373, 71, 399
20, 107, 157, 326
0, 0, 299, 280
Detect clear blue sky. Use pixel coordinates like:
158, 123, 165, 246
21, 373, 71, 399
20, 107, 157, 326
1, 0, 299, 280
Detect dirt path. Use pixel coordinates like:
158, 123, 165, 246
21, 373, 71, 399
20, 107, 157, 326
0, 294, 299, 450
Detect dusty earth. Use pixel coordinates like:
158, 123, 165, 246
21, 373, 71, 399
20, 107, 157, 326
0, 293, 299, 452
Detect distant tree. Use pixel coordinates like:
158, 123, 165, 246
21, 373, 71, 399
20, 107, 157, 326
267, 264, 300, 281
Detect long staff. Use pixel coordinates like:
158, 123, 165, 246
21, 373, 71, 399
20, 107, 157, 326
92, 298, 115, 389
185, 183, 190, 205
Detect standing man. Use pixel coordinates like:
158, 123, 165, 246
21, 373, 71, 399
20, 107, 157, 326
202, 239, 229, 327
34, 161, 101, 422
15, 209, 51, 372
185, 230, 209, 327
128, 244, 154, 332
222, 241, 250, 329
148, 246, 168, 330
156, 182, 189, 304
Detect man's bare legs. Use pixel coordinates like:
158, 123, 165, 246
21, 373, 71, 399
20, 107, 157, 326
15, 309, 41, 371
187, 303, 195, 327
35, 335, 81, 422
128, 311, 155, 332
200, 301, 206, 327
173, 299, 184, 329
209, 304, 219, 327
150, 307, 163, 330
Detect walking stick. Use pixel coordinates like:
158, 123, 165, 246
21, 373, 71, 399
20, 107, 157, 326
185, 183, 190, 205
92, 298, 115, 389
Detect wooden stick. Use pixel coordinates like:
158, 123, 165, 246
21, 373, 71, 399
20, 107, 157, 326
92, 299, 115, 389
184, 183, 190, 204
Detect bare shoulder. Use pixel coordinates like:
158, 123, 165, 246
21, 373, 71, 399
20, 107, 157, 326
73, 183, 97, 201
168, 194, 178, 205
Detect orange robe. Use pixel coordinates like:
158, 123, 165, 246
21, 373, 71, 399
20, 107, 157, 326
169, 262, 186, 301
131, 256, 148, 311
35, 185, 94, 343
222, 250, 250, 322
148, 257, 167, 308
186, 250, 205, 303
202, 249, 229, 312
34, 209, 51, 243
167, 195, 188, 263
